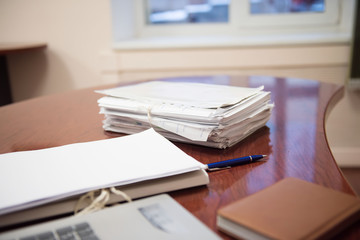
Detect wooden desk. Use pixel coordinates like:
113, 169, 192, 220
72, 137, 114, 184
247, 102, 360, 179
0, 75, 358, 239
0, 42, 47, 106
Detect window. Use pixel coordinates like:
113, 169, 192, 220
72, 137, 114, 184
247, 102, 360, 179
135, 0, 340, 37
239, 0, 338, 28
250, 0, 325, 14
145, 0, 326, 25
111, 0, 354, 48
146, 0, 230, 25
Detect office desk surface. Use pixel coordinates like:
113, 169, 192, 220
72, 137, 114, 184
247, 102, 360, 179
0, 75, 358, 239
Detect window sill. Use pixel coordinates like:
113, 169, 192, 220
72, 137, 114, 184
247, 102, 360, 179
113, 31, 352, 51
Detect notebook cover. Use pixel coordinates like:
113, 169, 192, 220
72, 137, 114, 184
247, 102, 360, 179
217, 177, 360, 240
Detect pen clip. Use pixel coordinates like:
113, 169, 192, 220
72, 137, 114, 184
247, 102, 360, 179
207, 166, 231, 172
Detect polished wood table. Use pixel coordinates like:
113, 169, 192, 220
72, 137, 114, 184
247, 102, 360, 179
0, 42, 47, 106
0, 75, 358, 239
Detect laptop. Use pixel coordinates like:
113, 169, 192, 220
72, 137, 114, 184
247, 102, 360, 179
0, 194, 221, 240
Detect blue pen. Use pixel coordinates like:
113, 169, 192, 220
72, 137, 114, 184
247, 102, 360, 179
206, 155, 267, 171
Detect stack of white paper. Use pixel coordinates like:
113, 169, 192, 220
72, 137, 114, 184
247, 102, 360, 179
96, 81, 274, 148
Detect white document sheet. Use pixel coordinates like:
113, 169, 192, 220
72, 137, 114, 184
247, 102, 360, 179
0, 129, 206, 216
96, 81, 264, 109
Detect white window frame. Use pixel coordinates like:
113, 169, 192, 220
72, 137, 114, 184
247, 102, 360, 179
111, 0, 355, 49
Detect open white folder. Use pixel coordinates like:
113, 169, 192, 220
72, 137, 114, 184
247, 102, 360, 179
0, 129, 208, 218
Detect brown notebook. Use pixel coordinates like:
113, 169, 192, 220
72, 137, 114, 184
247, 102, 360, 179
217, 177, 360, 240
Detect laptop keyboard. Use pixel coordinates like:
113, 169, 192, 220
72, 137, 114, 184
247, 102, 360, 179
19, 222, 99, 240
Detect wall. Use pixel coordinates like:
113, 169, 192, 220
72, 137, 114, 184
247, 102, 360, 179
0, 0, 359, 167
0, 0, 113, 101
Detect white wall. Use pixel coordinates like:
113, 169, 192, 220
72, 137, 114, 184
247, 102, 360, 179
0, 0, 113, 101
0, 0, 359, 167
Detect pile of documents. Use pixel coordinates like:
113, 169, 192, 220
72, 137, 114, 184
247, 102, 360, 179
96, 81, 274, 148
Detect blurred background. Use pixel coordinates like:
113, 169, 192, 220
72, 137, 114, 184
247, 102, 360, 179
0, 0, 359, 191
